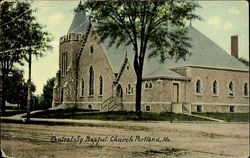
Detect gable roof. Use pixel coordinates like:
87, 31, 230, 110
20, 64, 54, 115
101, 25, 248, 76
68, 5, 248, 79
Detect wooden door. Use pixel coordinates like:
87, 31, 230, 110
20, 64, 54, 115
173, 83, 179, 102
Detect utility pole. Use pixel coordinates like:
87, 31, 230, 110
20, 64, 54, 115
26, 52, 32, 120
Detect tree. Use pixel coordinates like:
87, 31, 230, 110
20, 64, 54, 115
5, 69, 36, 110
82, 0, 200, 118
40, 77, 56, 109
237, 56, 249, 66
0, 1, 52, 115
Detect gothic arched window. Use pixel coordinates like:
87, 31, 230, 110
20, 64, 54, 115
80, 78, 84, 97
229, 81, 234, 96
244, 83, 248, 96
196, 79, 201, 94
212, 80, 217, 95
90, 45, 93, 54
89, 66, 94, 95
149, 82, 152, 89
99, 76, 103, 95
128, 84, 131, 94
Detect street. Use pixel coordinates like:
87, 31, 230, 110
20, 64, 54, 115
1, 122, 249, 158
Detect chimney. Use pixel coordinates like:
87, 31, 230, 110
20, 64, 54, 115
231, 35, 238, 58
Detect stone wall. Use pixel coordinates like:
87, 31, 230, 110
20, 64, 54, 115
0, 75, 2, 113
76, 28, 116, 109
52, 33, 83, 107
184, 66, 249, 112
116, 59, 137, 103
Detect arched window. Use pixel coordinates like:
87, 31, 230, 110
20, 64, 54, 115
89, 66, 94, 95
244, 83, 248, 96
229, 81, 233, 96
90, 45, 93, 54
212, 80, 217, 95
196, 79, 201, 94
146, 105, 151, 111
128, 84, 131, 94
99, 76, 103, 95
88, 104, 92, 109
80, 78, 84, 97
145, 82, 148, 89
149, 82, 152, 89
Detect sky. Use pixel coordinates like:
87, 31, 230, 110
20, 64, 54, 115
20, 0, 249, 95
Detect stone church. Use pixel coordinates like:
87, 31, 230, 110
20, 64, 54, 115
52, 4, 249, 113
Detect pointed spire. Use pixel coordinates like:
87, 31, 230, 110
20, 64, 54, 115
125, 51, 128, 58
68, 1, 89, 34
76, 0, 82, 11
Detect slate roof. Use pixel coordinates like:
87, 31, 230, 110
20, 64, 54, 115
100, 25, 248, 78
67, 2, 89, 34
68, 4, 248, 79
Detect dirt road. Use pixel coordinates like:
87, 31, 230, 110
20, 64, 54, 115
1, 122, 249, 158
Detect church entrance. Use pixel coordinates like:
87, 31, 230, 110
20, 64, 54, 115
116, 84, 123, 103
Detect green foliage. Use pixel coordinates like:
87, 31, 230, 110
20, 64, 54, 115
82, 1, 201, 63
0, 1, 52, 69
0, 1, 52, 113
5, 69, 36, 109
40, 77, 56, 109
237, 56, 249, 66
28, 110, 209, 121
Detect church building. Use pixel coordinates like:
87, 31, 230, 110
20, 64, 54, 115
52, 4, 249, 113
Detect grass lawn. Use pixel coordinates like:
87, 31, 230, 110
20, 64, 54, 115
26, 109, 210, 121
193, 112, 249, 122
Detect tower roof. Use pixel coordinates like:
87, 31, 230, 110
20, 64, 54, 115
67, 1, 89, 34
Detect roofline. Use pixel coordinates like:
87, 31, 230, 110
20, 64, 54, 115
115, 54, 128, 82
142, 76, 190, 82
169, 65, 249, 72
94, 28, 117, 74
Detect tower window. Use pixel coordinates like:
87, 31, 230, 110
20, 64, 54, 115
61, 52, 68, 76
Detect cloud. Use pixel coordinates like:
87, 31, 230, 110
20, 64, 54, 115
228, 7, 240, 15
48, 13, 64, 25
208, 16, 222, 30
223, 21, 233, 31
